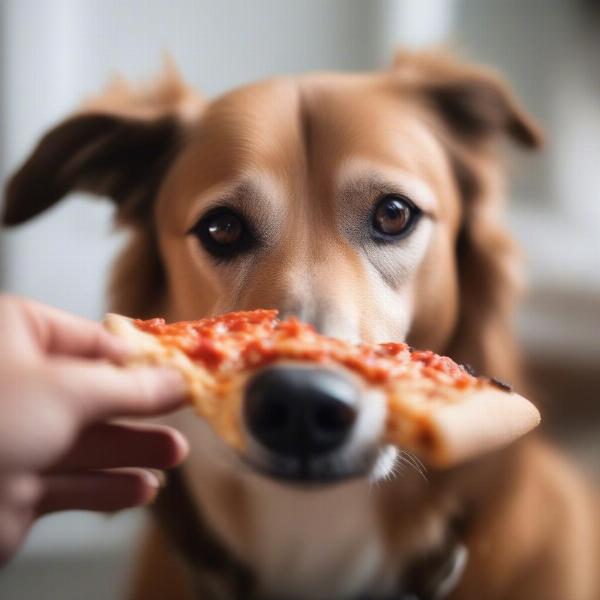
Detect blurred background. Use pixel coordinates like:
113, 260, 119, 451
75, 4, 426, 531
0, 1, 598, 598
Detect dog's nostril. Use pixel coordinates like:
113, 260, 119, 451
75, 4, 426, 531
312, 401, 355, 434
244, 366, 358, 457
252, 397, 290, 432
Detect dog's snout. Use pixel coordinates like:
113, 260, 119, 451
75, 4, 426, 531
244, 366, 358, 458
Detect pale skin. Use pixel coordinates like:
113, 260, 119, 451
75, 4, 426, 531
0, 294, 189, 565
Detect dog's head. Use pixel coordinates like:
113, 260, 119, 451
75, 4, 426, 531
3, 51, 541, 484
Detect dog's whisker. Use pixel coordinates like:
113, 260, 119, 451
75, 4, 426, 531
407, 452, 428, 479
397, 450, 428, 482
399, 452, 425, 480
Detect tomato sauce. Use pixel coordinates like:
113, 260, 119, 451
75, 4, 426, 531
133, 310, 476, 388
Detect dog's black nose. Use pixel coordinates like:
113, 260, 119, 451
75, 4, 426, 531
244, 366, 358, 457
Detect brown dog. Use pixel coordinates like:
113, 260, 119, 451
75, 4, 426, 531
3, 50, 599, 600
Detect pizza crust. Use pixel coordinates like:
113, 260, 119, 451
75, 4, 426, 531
386, 383, 540, 467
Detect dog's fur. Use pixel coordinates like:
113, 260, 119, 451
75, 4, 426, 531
3, 51, 599, 600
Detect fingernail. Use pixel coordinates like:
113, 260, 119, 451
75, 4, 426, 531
149, 469, 167, 488
140, 469, 162, 489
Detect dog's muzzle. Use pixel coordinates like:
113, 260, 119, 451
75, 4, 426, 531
242, 365, 379, 483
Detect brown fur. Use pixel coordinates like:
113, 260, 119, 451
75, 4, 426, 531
3, 50, 598, 599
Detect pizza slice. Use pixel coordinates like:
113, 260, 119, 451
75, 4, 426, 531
104, 309, 540, 468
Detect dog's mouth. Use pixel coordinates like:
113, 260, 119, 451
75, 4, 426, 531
241, 447, 382, 486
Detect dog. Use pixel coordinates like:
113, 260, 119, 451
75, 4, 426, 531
3, 50, 599, 600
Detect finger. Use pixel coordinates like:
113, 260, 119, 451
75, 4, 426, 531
0, 474, 40, 564
38, 469, 161, 514
0, 507, 35, 566
52, 422, 189, 471
18, 297, 132, 361
53, 360, 188, 422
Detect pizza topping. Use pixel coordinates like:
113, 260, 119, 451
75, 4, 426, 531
133, 310, 478, 390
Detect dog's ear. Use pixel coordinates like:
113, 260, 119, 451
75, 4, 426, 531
3, 61, 203, 226
3, 114, 180, 226
393, 49, 543, 149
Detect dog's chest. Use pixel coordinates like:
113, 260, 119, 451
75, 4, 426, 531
244, 479, 395, 599
176, 418, 398, 599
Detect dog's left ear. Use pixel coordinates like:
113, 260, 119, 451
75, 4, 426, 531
393, 50, 543, 149
3, 59, 203, 226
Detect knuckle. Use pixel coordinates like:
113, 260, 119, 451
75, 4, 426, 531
11, 475, 42, 508
89, 327, 106, 353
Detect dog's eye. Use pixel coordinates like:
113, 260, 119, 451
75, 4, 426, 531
371, 194, 420, 240
190, 208, 256, 259
207, 212, 243, 245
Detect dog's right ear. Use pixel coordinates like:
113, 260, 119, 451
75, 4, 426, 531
3, 62, 203, 226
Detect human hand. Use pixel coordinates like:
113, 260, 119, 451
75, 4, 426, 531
0, 295, 189, 564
